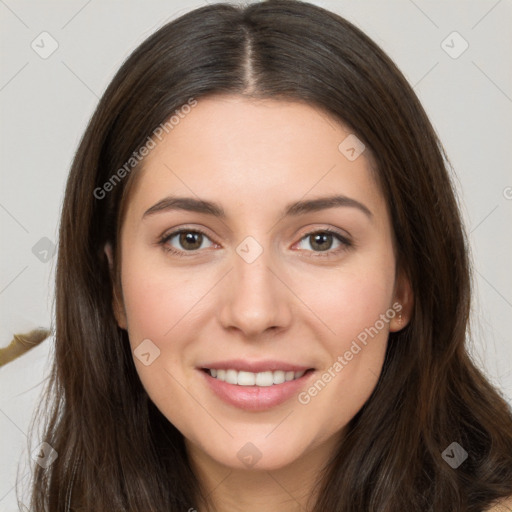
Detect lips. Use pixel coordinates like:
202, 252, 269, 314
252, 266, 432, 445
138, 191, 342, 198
197, 359, 316, 411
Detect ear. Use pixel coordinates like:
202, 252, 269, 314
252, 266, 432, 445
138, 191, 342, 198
389, 269, 414, 332
104, 242, 128, 330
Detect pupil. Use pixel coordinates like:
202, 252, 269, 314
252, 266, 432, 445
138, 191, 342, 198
181, 232, 201, 249
312, 233, 331, 251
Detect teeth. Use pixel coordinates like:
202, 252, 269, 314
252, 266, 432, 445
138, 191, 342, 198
226, 369, 238, 385
256, 371, 273, 386
238, 371, 256, 386
273, 370, 285, 384
207, 368, 307, 386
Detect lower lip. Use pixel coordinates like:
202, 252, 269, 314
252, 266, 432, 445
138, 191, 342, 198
198, 369, 315, 411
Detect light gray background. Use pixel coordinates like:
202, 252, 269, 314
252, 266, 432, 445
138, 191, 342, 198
1, 0, 511, 509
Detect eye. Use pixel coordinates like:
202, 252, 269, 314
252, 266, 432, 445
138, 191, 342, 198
158, 227, 352, 259
159, 228, 215, 257
294, 229, 352, 257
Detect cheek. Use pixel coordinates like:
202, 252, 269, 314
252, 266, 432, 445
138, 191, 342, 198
291, 258, 395, 424
293, 256, 396, 347
120, 254, 206, 346
119, 258, 207, 430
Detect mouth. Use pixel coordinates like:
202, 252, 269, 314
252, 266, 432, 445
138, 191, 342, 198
197, 361, 316, 411
200, 368, 314, 386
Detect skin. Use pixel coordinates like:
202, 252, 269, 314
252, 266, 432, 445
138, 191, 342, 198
105, 94, 413, 512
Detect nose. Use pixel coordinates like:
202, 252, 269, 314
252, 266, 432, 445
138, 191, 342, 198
218, 240, 293, 339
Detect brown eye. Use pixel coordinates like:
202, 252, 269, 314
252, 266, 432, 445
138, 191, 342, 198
178, 231, 204, 250
309, 232, 334, 251
160, 229, 215, 255
295, 229, 352, 257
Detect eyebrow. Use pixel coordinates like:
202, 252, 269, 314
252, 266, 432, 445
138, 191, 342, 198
142, 194, 373, 220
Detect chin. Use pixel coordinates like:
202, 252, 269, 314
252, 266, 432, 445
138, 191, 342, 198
188, 433, 312, 472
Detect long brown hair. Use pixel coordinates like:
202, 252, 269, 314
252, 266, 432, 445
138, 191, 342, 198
23, 1, 512, 510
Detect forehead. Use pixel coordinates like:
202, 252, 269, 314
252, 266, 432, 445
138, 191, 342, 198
123, 95, 385, 223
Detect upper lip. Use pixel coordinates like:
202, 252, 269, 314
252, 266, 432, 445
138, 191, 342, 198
198, 359, 314, 373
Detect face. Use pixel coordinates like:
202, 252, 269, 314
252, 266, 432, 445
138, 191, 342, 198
106, 95, 412, 472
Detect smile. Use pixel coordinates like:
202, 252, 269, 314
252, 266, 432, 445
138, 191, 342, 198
197, 359, 316, 410
203, 368, 309, 386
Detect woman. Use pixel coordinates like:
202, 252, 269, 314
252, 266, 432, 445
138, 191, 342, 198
21, 0, 512, 510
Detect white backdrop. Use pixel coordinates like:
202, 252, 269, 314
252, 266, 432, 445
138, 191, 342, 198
1, 0, 511, 509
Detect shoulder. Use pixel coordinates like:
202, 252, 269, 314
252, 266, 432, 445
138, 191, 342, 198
484, 495, 512, 511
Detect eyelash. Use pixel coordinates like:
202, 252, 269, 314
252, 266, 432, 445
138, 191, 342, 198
157, 227, 353, 259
